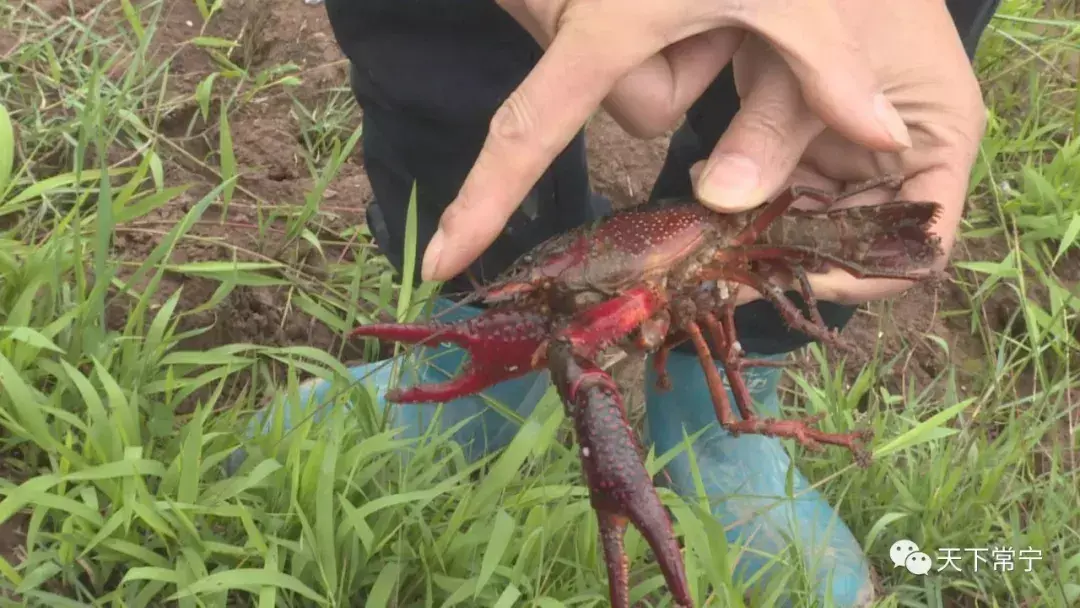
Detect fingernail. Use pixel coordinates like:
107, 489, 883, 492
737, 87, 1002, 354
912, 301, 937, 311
421, 229, 445, 281
699, 154, 763, 211
874, 93, 912, 148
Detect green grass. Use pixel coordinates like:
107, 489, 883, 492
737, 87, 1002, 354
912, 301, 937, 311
1, 0, 1079, 606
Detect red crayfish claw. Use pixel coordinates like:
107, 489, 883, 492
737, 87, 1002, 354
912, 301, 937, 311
348, 306, 550, 403
547, 338, 692, 608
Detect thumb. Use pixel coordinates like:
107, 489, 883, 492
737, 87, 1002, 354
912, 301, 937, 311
694, 59, 824, 212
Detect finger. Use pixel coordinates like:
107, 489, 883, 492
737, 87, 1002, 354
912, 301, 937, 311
603, 28, 745, 139
422, 24, 652, 281
694, 52, 826, 212
497, 0, 552, 47
801, 129, 906, 183
734, 3, 913, 153
732, 285, 766, 306
688, 160, 843, 205
498, 0, 735, 141
806, 164, 968, 305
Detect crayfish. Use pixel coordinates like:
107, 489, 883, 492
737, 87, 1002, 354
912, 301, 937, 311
350, 175, 944, 607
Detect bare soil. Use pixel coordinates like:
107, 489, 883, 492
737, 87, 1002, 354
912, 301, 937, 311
103, 0, 371, 358
0, 0, 1027, 576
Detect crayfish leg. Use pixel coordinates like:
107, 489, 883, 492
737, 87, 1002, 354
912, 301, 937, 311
700, 312, 757, 423
756, 261, 854, 350
838, 174, 905, 200
682, 321, 742, 429
771, 262, 829, 331
753, 274, 856, 351
547, 338, 692, 608
648, 328, 690, 392
700, 267, 853, 351
679, 281, 874, 466
651, 341, 677, 390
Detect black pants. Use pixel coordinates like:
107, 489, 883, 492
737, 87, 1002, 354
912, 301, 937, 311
323, 0, 1000, 356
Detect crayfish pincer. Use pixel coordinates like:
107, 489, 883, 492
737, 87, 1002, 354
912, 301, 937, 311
350, 174, 944, 607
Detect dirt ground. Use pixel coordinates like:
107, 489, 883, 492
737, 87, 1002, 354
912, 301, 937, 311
103, 0, 372, 360
1, 0, 1017, 577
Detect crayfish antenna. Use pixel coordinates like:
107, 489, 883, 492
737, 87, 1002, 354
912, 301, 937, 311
350, 322, 473, 349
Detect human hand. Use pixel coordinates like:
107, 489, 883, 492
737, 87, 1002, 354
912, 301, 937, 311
419, 0, 917, 282
695, 0, 986, 306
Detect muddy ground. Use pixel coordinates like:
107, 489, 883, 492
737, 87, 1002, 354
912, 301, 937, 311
1, 0, 1028, 581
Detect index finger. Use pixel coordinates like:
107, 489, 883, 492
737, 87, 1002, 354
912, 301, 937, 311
421, 24, 653, 282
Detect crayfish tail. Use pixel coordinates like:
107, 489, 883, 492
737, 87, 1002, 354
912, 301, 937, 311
870, 199, 943, 226
856, 200, 945, 268
759, 200, 946, 278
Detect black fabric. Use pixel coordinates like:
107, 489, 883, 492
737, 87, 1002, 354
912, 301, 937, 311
323, 0, 1001, 355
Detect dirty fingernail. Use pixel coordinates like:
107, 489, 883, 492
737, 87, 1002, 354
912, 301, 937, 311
874, 93, 912, 148
421, 229, 445, 281
699, 154, 762, 211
